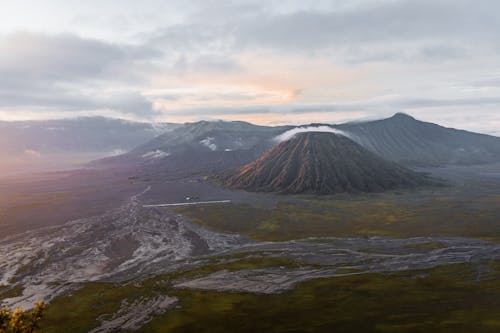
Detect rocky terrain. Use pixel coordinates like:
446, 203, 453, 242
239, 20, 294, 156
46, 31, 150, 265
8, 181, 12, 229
174, 235, 500, 294
2, 182, 500, 312
0, 186, 247, 309
222, 132, 431, 194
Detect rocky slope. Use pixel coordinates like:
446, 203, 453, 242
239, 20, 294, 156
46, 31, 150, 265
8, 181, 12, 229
223, 132, 430, 194
336, 113, 500, 166
98, 120, 291, 175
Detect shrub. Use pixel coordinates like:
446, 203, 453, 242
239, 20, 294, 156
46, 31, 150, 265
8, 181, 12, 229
0, 301, 45, 333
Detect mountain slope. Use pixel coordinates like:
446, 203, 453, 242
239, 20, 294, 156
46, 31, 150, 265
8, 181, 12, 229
101, 120, 292, 175
336, 113, 500, 166
223, 132, 430, 194
94, 113, 500, 178
131, 120, 290, 156
0, 117, 179, 175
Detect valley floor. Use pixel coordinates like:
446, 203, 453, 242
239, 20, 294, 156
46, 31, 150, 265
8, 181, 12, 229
2, 163, 500, 331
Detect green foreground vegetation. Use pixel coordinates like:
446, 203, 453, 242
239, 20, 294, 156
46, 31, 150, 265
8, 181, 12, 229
40, 256, 299, 333
174, 194, 500, 241
143, 262, 500, 333
36, 257, 500, 333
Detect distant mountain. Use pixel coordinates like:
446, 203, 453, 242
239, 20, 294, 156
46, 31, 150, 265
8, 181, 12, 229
94, 113, 500, 178
0, 117, 179, 175
222, 132, 430, 194
336, 113, 500, 166
100, 120, 292, 175
0, 117, 178, 155
132, 120, 290, 155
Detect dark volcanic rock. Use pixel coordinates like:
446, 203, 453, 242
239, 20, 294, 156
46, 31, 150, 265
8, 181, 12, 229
223, 132, 431, 194
336, 113, 500, 166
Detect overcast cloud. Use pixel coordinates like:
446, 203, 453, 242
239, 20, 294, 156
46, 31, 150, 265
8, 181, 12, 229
1, 0, 500, 133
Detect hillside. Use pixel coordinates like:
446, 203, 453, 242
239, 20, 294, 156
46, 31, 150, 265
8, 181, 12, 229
98, 121, 292, 175
223, 132, 430, 194
336, 113, 500, 166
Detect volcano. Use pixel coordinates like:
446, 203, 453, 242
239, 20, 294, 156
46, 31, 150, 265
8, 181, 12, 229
223, 132, 431, 194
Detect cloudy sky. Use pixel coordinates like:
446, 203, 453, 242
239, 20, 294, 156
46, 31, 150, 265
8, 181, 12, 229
1, 0, 500, 134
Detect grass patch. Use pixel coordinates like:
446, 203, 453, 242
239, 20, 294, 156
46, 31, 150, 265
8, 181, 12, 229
0, 284, 24, 300
334, 268, 362, 274
40, 256, 301, 333
174, 203, 268, 235
405, 242, 446, 251
40, 259, 500, 333
141, 263, 500, 333
41, 282, 147, 333
174, 194, 500, 241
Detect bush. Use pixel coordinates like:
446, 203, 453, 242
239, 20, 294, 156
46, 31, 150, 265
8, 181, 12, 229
0, 301, 45, 333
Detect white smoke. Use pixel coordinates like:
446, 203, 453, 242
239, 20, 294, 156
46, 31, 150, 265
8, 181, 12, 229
274, 126, 351, 142
200, 137, 217, 151
142, 149, 170, 159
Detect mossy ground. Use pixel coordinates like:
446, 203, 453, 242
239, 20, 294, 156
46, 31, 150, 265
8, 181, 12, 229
40, 256, 300, 333
143, 263, 500, 333
0, 285, 24, 300
174, 193, 500, 241
38, 260, 500, 333
28, 190, 500, 332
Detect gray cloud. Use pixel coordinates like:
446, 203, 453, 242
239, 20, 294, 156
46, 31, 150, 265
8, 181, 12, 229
471, 77, 500, 88
2, 0, 500, 129
161, 96, 500, 117
104, 92, 155, 117
393, 97, 500, 108
0, 85, 154, 117
169, 54, 241, 74
146, 0, 500, 63
0, 32, 159, 117
0, 32, 158, 82
237, 1, 495, 48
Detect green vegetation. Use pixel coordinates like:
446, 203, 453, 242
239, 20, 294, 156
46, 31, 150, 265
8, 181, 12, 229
405, 241, 446, 251
40, 256, 299, 333
37, 255, 500, 333
174, 194, 500, 241
0, 286, 24, 301
41, 271, 192, 333
0, 302, 45, 333
141, 263, 500, 333
27, 188, 500, 332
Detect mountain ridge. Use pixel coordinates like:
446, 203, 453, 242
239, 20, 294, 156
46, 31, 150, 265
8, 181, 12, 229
335, 114, 500, 166
92, 113, 500, 176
